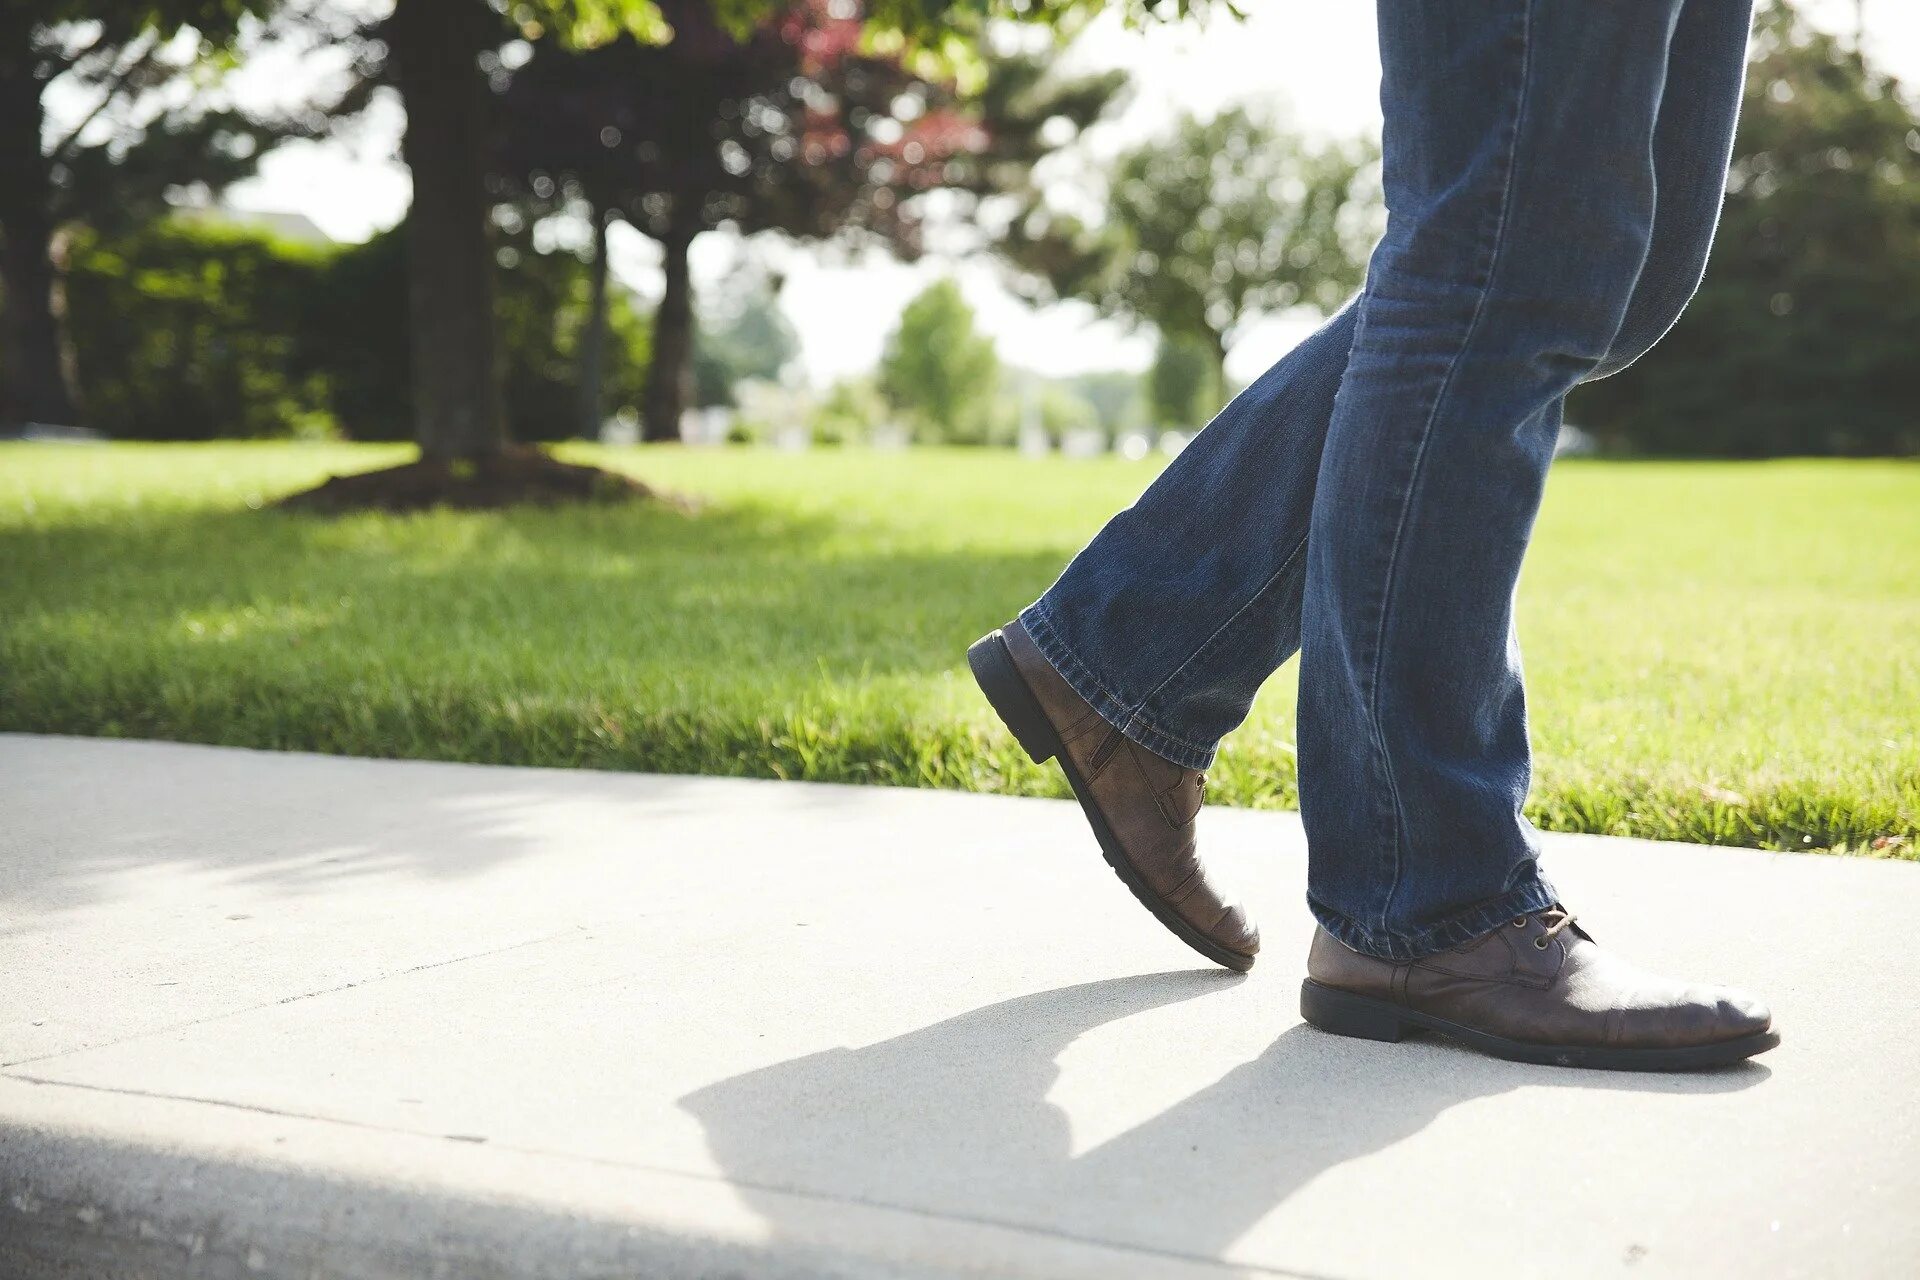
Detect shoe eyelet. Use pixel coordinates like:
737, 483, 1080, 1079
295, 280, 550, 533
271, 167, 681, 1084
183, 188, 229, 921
1511, 917, 1528, 928
1533, 936, 1550, 950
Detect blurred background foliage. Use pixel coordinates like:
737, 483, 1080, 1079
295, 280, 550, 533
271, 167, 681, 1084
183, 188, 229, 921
1567, 1, 1920, 456
61, 217, 655, 442
2, 0, 1915, 457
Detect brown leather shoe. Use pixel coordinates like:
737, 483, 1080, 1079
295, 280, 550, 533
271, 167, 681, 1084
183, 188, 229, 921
968, 621, 1258, 971
1302, 907, 1777, 1070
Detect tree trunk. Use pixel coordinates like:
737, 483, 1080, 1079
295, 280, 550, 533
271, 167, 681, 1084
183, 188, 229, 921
0, 36, 78, 430
389, 0, 505, 463
577, 208, 610, 440
279, 1, 670, 511
641, 222, 695, 444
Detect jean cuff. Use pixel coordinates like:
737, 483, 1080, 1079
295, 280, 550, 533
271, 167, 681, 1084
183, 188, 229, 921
1309, 871, 1560, 962
1017, 600, 1220, 772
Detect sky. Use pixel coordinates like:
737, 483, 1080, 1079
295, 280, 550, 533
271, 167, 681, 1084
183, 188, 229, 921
80, 1, 1920, 386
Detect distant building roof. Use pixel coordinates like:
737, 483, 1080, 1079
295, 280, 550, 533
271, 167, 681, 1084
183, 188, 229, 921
170, 204, 335, 247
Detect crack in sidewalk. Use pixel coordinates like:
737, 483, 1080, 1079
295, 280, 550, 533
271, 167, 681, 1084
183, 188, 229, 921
1, 926, 587, 1070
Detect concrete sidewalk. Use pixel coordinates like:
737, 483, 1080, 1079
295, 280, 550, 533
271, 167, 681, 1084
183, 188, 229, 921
1, 735, 1914, 1279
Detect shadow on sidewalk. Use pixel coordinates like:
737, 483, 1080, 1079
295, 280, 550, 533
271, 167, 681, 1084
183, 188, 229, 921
0, 737, 931, 927
681, 969, 1768, 1267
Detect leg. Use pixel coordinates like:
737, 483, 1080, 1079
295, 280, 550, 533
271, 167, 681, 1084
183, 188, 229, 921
968, 302, 1357, 971
970, 286, 1358, 974
1297, 0, 1751, 959
1594, 0, 1755, 380
1297, 0, 1773, 1070
1019, 304, 1357, 771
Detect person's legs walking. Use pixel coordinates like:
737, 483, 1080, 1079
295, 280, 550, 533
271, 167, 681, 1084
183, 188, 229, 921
974, 2, 1775, 1062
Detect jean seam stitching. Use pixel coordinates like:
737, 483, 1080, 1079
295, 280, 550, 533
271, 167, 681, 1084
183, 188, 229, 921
1135, 530, 1311, 720
1363, 0, 1535, 937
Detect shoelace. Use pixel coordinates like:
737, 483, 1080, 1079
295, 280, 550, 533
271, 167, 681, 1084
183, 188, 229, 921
1512, 906, 1578, 949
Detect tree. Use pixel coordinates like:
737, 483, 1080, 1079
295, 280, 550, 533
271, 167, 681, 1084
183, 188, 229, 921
878, 277, 999, 443
940, 44, 1127, 239
1003, 105, 1376, 389
292, 0, 1224, 506
0, 1, 293, 429
286, 0, 656, 508
494, 2, 994, 443
1147, 330, 1219, 428
388, 0, 509, 463
1569, 0, 1920, 456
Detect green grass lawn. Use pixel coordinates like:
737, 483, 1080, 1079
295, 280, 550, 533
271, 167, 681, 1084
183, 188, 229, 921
3, 442, 1915, 855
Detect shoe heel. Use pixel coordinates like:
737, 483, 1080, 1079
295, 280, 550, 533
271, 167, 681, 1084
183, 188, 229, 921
966, 630, 1059, 764
1300, 979, 1408, 1043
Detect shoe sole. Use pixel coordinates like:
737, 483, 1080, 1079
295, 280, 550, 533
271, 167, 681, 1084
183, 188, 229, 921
968, 628, 1255, 974
1300, 978, 1780, 1071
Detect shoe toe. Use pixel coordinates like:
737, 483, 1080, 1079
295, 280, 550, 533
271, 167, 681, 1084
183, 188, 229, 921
1717, 989, 1772, 1039
1215, 903, 1259, 959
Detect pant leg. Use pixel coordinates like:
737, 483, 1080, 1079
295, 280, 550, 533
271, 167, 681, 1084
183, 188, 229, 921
1298, 0, 1708, 960
1597, 0, 1755, 380
1023, 2, 1751, 783
1019, 303, 1357, 771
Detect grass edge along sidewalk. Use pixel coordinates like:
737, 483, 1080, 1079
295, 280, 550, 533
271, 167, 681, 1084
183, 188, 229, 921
2, 443, 1915, 857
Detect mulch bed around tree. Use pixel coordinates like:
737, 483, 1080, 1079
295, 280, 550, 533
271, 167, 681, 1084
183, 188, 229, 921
276, 447, 679, 514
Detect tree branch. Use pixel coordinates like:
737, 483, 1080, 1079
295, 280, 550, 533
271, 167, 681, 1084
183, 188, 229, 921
47, 32, 158, 163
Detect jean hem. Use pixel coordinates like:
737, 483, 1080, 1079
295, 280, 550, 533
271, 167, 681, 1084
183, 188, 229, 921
1017, 601, 1219, 772
1308, 872, 1558, 962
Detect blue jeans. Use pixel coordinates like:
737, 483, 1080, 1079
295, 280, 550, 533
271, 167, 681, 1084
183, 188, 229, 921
1020, 0, 1754, 960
